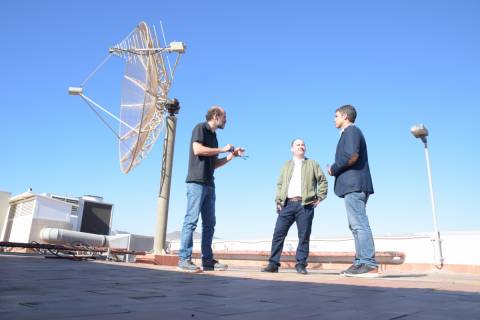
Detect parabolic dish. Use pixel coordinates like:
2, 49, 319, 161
118, 22, 163, 173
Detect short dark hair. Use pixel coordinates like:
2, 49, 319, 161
336, 105, 357, 123
205, 105, 223, 121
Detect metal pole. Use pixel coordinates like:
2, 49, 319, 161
154, 114, 177, 254
423, 140, 444, 267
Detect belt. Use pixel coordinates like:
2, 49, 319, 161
287, 197, 302, 202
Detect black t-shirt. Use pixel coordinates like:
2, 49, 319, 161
186, 122, 218, 186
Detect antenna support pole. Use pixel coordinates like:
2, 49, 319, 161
154, 99, 181, 254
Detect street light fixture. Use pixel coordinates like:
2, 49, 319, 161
410, 124, 444, 268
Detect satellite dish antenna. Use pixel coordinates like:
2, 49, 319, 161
69, 21, 186, 254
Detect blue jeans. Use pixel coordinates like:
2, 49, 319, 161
344, 191, 377, 267
178, 183, 216, 261
268, 201, 314, 267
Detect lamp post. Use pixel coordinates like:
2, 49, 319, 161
410, 124, 444, 267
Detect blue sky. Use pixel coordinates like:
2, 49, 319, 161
2, 1, 479, 239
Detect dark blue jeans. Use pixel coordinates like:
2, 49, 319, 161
268, 201, 314, 267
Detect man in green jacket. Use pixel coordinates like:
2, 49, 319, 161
262, 139, 328, 274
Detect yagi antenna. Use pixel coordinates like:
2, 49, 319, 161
159, 21, 173, 79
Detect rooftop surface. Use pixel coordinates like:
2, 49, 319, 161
1, 253, 479, 320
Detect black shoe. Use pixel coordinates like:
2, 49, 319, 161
261, 263, 279, 273
295, 264, 308, 275
202, 259, 228, 271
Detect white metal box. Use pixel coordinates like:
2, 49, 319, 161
1, 192, 73, 243
107, 233, 154, 262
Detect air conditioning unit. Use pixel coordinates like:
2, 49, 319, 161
47, 194, 113, 236
47, 194, 80, 228
1, 191, 73, 243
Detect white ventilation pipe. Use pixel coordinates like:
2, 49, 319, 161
40, 228, 107, 247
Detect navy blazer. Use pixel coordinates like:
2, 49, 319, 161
331, 125, 374, 198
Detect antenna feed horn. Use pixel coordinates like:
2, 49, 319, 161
68, 87, 83, 95
168, 42, 186, 53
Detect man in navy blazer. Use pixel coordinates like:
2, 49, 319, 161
328, 105, 379, 278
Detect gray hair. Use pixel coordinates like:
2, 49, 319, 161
205, 105, 224, 121
291, 138, 304, 146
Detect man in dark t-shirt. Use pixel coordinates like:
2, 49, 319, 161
177, 105, 245, 272
185, 121, 218, 186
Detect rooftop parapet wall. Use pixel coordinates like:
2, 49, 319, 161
168, 231, 480, 266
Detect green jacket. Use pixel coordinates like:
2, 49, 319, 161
275, 158, 328, 206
